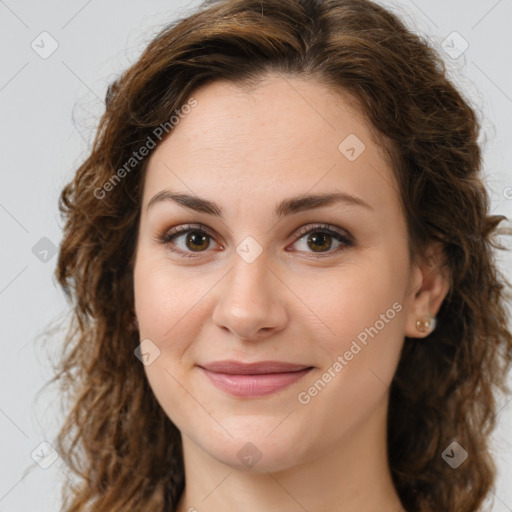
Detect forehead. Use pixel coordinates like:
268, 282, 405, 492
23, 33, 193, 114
142, 75, 399, 218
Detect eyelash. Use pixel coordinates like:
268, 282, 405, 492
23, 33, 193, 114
159, 223, 354, 259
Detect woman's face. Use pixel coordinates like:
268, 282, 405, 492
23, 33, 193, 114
133, 75, 425, 471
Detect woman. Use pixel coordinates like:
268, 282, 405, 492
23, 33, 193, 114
53, 0, 512, 510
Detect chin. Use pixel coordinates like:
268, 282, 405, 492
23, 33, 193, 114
192, 423, 310, 473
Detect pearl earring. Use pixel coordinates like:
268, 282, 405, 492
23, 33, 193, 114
416, 315, 437, 333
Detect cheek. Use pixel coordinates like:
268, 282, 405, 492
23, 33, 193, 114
134, 251, 201, 341
133, 261, 187, 395
292, 263, 407, 448
294, 259, 406, 358
133, 253, 206, 430
133, 250, 224, 386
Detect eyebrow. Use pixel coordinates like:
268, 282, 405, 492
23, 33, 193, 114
146, 189, 374, 218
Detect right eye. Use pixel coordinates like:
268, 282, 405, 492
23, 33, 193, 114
159, 224, 221, 258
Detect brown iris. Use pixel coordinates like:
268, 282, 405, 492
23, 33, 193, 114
307, 232, 333, 252
185, 231, 210, 251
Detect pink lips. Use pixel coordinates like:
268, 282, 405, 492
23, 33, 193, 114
198, 360, 313, 397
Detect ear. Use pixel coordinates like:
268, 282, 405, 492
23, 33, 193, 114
404, 241, 450, 338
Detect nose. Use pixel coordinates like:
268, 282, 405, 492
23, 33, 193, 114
211, 250, 288, 341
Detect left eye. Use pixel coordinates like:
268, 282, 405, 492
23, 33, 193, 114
159, 223, 353, 258
290, 224, 353, 256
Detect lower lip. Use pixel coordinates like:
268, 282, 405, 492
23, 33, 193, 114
200, 367, 313, 397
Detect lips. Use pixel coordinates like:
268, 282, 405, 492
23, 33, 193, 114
199, 360, 311, 375
198, 360, 314, 397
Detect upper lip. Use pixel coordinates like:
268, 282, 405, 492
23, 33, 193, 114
198, 360, 313, 375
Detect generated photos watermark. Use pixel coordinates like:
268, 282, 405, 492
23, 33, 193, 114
94, 97, 198, 200
297, 301, 403, 405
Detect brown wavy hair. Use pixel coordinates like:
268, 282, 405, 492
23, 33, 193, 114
50, 0, 512, 510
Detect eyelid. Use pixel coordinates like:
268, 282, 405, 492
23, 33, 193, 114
161, 223, 220, 243
292, 223, 353, 244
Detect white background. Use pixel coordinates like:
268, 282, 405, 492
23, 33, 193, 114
0, 0, 511, 510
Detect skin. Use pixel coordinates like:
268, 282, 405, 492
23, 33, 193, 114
133, 74, 449, 512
